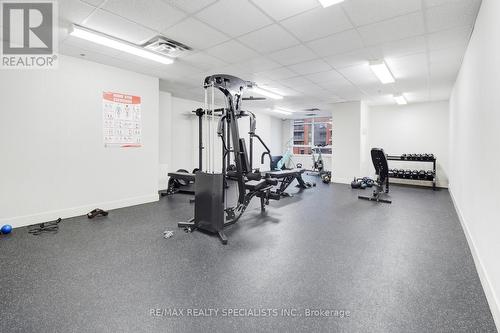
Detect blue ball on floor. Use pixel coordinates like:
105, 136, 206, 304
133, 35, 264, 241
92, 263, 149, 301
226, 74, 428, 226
1, 224, 13, 235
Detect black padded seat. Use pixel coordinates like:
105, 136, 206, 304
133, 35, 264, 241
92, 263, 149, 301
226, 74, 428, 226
244, 179, 267, 191
265, 168, 305, 178
167, 172, 195, 182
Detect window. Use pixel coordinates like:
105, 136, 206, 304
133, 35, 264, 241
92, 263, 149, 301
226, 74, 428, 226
292, 117, 332, 155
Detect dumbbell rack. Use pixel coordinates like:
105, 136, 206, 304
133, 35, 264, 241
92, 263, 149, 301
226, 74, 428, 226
386, 155, 437, 190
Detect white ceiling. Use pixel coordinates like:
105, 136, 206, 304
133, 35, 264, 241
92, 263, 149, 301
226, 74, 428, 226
58, 0, 481, 117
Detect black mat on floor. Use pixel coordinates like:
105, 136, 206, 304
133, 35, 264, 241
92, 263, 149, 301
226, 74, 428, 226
0, 180, 497, 332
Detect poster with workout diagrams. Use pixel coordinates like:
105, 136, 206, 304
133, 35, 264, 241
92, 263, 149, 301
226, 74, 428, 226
103, 92, 142, 148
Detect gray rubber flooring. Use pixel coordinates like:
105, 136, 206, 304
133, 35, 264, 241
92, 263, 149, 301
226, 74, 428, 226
0, 180, 497, 333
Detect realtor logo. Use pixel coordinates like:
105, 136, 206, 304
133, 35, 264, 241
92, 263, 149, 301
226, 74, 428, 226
1, 1, 58, 69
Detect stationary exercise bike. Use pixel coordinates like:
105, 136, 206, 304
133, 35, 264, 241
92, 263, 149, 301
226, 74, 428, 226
308, 145, 332, 183
276, 138, 296, 170
311, 145, 325, 173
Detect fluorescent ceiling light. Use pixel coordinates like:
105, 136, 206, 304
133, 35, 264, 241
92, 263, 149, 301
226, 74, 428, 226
251, 87, 283, 100
272, 108, 292, 115
369, 60, 395, 84
318, 0, 345, 8
393, 94, 407, 105
70, 25, 173, 65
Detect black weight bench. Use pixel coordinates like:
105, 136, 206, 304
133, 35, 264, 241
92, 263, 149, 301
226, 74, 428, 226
358, 148, 392, 204
167, 172, 196, 182
162, 172, 196, 196
245, 179, 268, 191
265, 168, 313, 197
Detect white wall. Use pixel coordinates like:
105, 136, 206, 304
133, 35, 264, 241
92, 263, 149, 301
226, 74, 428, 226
159, 91, 172, 190
269, 117, 283, 155
367, 101, 450, 188
332, 102, 363, 183
169, 97, 202, 173
449, 0, 500, 327
0, 55, 160, 228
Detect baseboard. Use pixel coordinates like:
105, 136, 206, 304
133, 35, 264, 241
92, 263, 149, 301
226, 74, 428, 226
331, 176, 352, 184
449, 187, 500, 330
0, 194, 160, 229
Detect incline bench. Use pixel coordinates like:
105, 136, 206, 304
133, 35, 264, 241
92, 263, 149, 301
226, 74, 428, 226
264, 168, 314, 197
162, 171, 196, 196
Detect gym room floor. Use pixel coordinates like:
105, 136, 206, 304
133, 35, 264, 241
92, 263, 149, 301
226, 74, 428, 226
0, 180, 496, 333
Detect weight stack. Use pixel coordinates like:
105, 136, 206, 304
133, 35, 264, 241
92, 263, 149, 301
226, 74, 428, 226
194, 172, 225, 233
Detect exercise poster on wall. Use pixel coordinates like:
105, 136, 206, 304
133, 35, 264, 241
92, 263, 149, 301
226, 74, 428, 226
103, 92, 142, 148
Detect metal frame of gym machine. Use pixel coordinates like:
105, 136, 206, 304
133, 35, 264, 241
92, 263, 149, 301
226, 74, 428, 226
178, 74, 281, 244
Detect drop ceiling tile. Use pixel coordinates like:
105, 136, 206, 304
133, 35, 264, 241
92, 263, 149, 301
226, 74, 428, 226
367, 94, 397, 106
205, 40, 259, 63
167, 0, 217, 13
80, 0, 105, 7
195, 0, 273, 37
280, 5, 353, 42
238, 24, 299, 53
430, 61, 460, 81
357, 12, 425, 46
288, 59, 331, 75
342, 0, 421, 27
368, 35, 427, 59
393, 77, 429, 91
237, 57, 282, 73
267, 45, 318, 66
305, 70, 346, 84
257, 67, 298, 81
385, 53, 428, 80
428, 25, 472, 51
405, 90, 430, 103
84, 9, 157, 44
214, 64, 254, 79
102, 0, 186, 32
332, 85, 365, 101
163, 18, 229, 50
181, 52, 228, 71
429, 47, 464, 66
281, 76, 315, 89
337, 63, 379, 86
424, 0, 481, 8
306, 29, 364, 57
156, 62, 203, 81
429, 83, 453, 101
250, 0, 320, 21
357, 81, 395, 96
316, 79, 358, 93
425, 1, 479, 32
293, 83, 327, 94
324, 48, 372, 69
59, 0, 95, 25
262, 84, 301, 97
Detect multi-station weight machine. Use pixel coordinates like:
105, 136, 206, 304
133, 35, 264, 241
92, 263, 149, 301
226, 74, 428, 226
177, 74, 310, 244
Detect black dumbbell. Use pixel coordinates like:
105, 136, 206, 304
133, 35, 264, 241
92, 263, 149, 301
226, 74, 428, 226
401, 154, 407, 160
411, 170, 419, 179
388, 169, 394, 178
426, 170, 434, 181
418, 170, 426, 179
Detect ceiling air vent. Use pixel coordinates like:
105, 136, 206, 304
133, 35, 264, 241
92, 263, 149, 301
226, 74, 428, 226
142, 36, 191, 58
